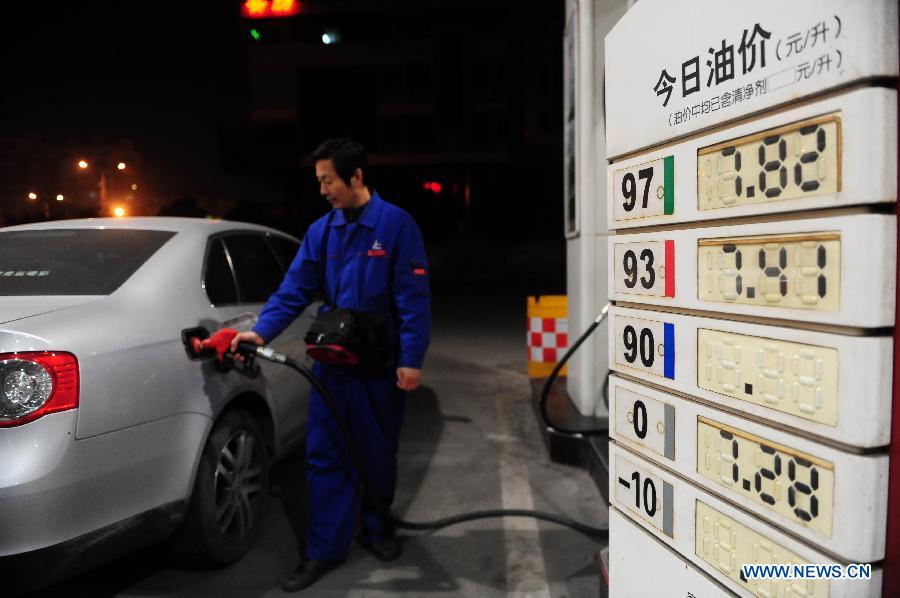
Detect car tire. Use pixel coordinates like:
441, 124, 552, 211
171, 409, 269, 567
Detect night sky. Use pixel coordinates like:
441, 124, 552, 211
1, 0, 566, 294
2, 1, 243, 200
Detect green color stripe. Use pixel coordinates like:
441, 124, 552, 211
664, 155, 674, 214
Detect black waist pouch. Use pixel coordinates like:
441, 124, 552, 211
304, 307, 395, 372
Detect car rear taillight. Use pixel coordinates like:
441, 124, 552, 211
0, 352, 79, 427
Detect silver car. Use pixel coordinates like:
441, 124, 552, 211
0, 217, 314, 591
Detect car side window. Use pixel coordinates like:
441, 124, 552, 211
267, 235, 301, 273
222, 234, 285, 304
204, 238, 239, 305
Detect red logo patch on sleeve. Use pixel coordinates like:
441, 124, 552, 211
413, 268, 427, 276
367, 249, 387, 257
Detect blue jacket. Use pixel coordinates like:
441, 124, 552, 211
253, 192, 431, 369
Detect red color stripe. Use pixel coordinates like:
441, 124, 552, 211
665, 240, 675, 298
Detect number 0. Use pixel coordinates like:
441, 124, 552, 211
633, 400, 648, 439
643, 478, 657, 517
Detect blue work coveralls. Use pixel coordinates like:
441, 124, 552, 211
253, 192, 430, 562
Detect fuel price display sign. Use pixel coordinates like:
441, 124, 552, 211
608, 442, 882, 597
607, 305, 893, 449
607, 88, 896, 229
607, 214, 895, 328
609, 376, 889, 564
603, 0, 898, 594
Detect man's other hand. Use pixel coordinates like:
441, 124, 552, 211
396, 367, 421, 391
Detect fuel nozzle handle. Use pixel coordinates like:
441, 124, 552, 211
187, 325, 288, 365
189, 327, 239, 361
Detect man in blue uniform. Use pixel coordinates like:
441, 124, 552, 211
230, 137, 430, 592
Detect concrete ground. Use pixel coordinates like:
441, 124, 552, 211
37, 290, 608, 598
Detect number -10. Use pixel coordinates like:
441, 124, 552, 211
631, 470, 658, 517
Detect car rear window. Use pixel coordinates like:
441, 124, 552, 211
0, 229, 176, 295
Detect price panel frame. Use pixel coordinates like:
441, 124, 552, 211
614, 385, 676, 461
612, 313, 676, 381
606, 87, 896, 229
609, 442, 884, 596
607, 305, 893, 448
610, 376, 889, 563
607, 214, 896, 328
611, 155, 674, 223
614, 453, 675, 537
612, 240, 676, 298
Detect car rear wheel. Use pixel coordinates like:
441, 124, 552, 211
171, 409, 269, 566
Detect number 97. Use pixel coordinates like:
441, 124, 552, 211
621, 167, 654, 212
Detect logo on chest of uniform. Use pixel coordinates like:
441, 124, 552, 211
367, 239, 387, 257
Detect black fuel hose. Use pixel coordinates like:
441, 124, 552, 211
237, 342, 608, 538
538, 303, 611, 438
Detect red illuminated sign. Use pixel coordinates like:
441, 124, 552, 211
241, 0, 300, 19
423, 181, 443, 194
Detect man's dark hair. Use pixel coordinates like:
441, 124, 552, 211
313, 137, 367, 185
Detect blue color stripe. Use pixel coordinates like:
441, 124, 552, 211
664, 323, 675, 379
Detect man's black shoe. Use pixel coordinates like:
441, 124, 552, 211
357, 536, 402, 562
281, 559, 340, 592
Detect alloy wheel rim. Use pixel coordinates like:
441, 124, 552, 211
214, 430, 263, 540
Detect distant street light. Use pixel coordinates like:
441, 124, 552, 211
27, 192, 37, 200
113, 206, 126, 217
76, 159, 130, 215
56, 194, 64, 201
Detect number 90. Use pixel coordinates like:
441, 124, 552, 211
623, 325, 655, 367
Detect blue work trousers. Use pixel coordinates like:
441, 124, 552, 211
305, 363, 405, 562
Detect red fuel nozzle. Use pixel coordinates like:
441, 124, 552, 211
192, 328, 239, 361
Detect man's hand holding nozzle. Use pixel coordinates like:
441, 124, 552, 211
230, 331, 265, 363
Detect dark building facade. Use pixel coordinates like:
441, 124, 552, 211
224, 0, 564, 245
